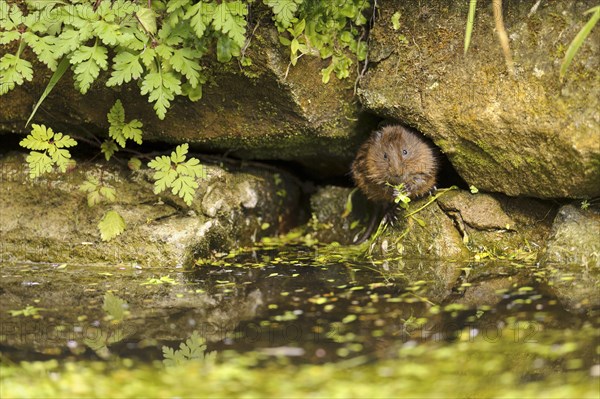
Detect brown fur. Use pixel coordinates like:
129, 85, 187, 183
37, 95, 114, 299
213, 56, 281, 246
352, 125, 438, 203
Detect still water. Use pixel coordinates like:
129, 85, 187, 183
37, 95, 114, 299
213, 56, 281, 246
1, 243, 598, 397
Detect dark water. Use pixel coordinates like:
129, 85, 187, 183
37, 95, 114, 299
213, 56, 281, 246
1, 244, 599, 396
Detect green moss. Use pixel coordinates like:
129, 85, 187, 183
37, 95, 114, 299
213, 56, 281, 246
2, 324, 597, 398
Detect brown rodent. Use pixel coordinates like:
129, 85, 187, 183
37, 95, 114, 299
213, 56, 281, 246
352, 125, 438, 203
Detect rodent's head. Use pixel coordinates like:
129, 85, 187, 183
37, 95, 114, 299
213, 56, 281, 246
366, 125, 438, 194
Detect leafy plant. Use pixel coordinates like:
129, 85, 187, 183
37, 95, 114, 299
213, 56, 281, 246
8, 305, 45, 318
98, 210, 126, 241
141, 275, 179, 285
80, 177, 117, 207
1, 0, 370, 120
162, 331, 211, 366
102, 292, 129, 322
148, 143, 206, 206
386, 183, 411, 210
269, 0, 371, 82
19, 124, 77, 178
104, 99, 143, 160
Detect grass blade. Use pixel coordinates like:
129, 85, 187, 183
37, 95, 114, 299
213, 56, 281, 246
464, 0, 477, 55
560, 6, 600, 81
26, 57, 70, 128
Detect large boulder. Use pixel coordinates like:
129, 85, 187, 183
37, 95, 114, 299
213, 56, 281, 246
0, 152, 300, 266
358, 0, 600, 198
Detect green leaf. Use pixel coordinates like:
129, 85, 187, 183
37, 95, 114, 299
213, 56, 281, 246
216, 35, 241, 63
101, 140, 119, 161
107, 51, 144, 86
122, 120, 143, 145
464, 0, 477, 55
19, 124, 53, 150
25, 151, 53, 179
22, 33, 58, 70
98, 210, 126, 241
560, 6, 600, 81
169, 48, 203, 87
128, 157, 142, 171
26, 57, 70, 128
136, 7, 157, 35
148, 144, 205, 205
99, 186, 117, 203
107, 100, 143, 147
162, 331, 207, 367
171, 143, 188, 163
212, 1, 247, 48
184, 1, 215, 38
167, 0, 189, 13
102, 292, 128, 322
20, 124, 77, 178
108, 100, 126, 147
140, 70, 182, 120
0, 54, 34, 95
70, 43, 108, 94
265, 0, 301, 29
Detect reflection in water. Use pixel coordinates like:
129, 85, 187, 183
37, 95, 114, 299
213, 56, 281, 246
0, 244, 598, 396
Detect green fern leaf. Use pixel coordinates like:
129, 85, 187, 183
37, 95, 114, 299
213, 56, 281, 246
99, 186, 117, 202
102, 292, 128, 322
212, 1, 247, 47
20, 124, 77, 178
169, 48, 203, 87
148, 144, 204, 205
98, 210, 126, 241
19, 124, 53, 150
25, 151, 53, 179
171, 174, 198, 205
0, 54, 34, 95
148, 155, 172, 172
136, 7, 157, 36
152, 168, 178, 194
70, 43, 108, 94
55, 29, 85, 59
101, 140, 119, 161
162, 331, 207, 366
22, 33, 58, 70
140, 70, 182, 120
216, 35, 241, 63
122, 120, 143, 145
80, 177, 101, 206
171, 143, 189, 163
50, 148, 73, 172
107, 100, 143, 147
265, 0, 301, 29
167, 0, 190, 13
184, 1, 215, 38
52, 132, 78, 148
107, 51, 144, 86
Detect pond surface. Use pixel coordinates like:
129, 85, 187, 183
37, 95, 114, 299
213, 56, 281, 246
1, 242, 599, 397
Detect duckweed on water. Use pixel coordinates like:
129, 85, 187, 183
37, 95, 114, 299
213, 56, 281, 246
1, 236, 598, 398
1, 325, 598, 398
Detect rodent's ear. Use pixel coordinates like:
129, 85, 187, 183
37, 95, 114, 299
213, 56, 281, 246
373, 130, 383, 141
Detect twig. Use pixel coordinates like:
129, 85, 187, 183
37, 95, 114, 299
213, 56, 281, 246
492, 0, 515, 76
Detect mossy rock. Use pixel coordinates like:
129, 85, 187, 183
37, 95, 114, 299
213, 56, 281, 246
358, 0, 600, 198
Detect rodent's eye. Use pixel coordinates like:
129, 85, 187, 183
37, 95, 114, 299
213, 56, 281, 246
402, 149, 408, 156
383, 152, 388, 160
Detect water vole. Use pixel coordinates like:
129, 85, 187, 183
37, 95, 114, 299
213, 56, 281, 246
352, 125, 438, 203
